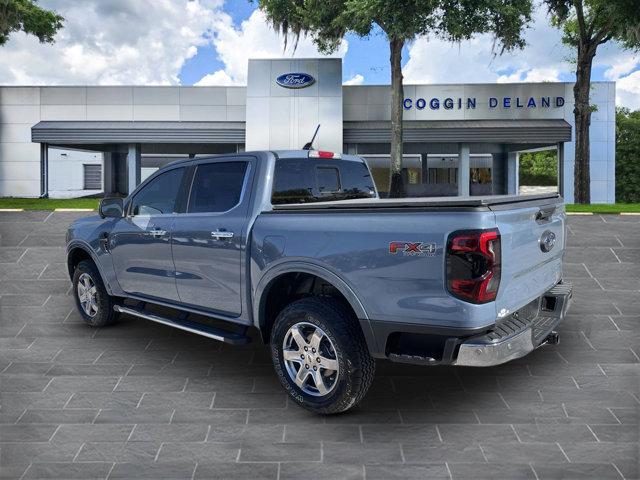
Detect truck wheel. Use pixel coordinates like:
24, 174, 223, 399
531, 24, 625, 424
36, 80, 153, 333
72, 260, 119, 327
270, 297, 375, 414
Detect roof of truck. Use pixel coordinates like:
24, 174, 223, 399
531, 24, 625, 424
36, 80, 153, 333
271, 150, 364, 162
164, 150, 365, 168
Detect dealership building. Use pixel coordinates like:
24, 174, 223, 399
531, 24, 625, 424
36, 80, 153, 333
0, 58, 616, 203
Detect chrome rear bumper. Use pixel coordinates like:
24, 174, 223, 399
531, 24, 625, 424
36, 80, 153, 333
454, 283, 572, 367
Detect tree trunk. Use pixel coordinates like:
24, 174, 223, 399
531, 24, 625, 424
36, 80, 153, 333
573, 45, 595, 204
388, 37, 405, 198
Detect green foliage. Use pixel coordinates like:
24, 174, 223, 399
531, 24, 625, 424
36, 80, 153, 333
0, 0, 64, 46
616, 107, 640, 203
519, 150, 558, 186
546, 0, 640, 51
258, 0, 533, 53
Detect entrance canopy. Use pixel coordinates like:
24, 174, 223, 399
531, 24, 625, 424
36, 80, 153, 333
31, 121, 246, 144
344, 119, 572, 144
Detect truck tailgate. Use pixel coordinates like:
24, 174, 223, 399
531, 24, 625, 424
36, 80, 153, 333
490, 197, 565, 318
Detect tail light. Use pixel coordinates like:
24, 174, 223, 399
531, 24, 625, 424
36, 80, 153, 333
446, 228, 501, 304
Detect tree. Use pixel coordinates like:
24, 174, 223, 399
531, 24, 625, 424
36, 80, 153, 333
615, 107, 640, 203
258, 0, 533, 197
0, 0, 64, 46
544, 0, 640, 204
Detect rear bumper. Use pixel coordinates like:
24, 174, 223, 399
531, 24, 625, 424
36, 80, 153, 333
453, 282, 572, 367
368, 282, 572, 366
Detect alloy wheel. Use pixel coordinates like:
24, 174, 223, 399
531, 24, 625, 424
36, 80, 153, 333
282, 321, 339, 396
77, 273, 99, 317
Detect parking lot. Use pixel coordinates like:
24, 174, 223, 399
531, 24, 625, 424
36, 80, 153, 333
0, 210, 638, 479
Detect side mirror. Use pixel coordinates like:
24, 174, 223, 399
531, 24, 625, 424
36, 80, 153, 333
99, 197, 124, 219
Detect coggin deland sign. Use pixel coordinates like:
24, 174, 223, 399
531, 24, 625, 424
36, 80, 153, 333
275, 70, 566, 112
403, 95, 565, 110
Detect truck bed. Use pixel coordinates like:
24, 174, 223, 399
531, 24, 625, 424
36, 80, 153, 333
271, 193, 561, 211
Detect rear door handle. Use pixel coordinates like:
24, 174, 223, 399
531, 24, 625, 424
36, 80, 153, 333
149, 228, 167, 237
211, 230, 234, 240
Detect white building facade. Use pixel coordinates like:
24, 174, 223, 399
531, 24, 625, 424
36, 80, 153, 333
0, 58, 616, 202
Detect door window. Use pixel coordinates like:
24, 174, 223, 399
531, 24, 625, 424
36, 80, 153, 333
187, 161, 248, 213
130, 167, 185, 216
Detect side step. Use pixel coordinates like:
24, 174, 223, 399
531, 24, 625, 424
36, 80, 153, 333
113, 305, 250, 345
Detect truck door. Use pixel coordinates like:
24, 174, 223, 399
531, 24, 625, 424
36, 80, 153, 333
109, 166, 187, 302
171, 158, 253, 316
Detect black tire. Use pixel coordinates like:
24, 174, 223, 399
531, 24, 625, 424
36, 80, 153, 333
72, 259, 119, 327
270, 297, 375, 414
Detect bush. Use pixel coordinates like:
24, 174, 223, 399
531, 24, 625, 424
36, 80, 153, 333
616, 108, 640, 203
519, 150, 558, 186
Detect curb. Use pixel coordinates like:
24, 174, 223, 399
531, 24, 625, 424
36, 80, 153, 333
0, 208, 24, 212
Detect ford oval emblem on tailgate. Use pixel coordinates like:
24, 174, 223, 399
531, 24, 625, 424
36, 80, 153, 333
276, 72, 315, 89
539, 230, 556, 253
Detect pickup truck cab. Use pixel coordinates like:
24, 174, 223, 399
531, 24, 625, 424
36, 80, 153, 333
67, 150, 572, 413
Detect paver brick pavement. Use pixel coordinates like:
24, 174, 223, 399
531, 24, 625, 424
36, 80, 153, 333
0, 212, 638, 479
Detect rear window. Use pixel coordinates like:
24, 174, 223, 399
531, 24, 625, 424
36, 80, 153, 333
272, 158, 376, 205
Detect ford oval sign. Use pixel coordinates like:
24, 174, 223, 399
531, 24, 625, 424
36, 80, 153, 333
276, 73, 315, 89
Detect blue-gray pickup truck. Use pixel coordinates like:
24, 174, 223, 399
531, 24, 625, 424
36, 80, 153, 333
66, 150, 572, 413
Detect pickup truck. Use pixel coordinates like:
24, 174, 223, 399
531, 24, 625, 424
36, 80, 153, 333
66, 150, 572, 414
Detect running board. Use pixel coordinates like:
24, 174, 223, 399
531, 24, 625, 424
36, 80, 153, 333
113, 305, 250, 345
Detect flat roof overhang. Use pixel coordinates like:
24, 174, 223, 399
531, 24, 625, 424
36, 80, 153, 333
31, 121, 246, 144
344, 119, 572, 144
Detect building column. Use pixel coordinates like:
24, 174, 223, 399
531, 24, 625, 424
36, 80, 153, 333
126, 144, 141, 194
39, 143, 49, 198
507, 151, 519, 195
557, 142, 564, 198
103, 152, 114, 195
457, 143, 470, 196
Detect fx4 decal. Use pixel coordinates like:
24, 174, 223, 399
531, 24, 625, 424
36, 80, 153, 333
389, 241, 437, 256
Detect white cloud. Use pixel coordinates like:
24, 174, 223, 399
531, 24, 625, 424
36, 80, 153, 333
604, 53, 639, 81
343, 74, 364, 85
0, 0, 225, 85
616, 70, 640, 110
403, 8, 571, 85
195, 70, 236, 86
196, 9, 348, 86
497, 67, 561, 83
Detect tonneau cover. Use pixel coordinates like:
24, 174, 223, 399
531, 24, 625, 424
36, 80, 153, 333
271, 193, 562, 211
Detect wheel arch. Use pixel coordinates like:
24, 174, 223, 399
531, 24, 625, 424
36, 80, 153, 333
253, 262, 375, 351
66, 241, 114, 296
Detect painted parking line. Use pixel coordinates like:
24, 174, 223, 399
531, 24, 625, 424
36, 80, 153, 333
54, 208, 96, 212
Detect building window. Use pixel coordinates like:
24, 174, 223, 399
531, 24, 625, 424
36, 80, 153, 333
428, 168, 458, 185
83, 164, 102, 190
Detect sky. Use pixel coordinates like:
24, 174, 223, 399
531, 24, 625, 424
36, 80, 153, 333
0, 0, 638, 109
